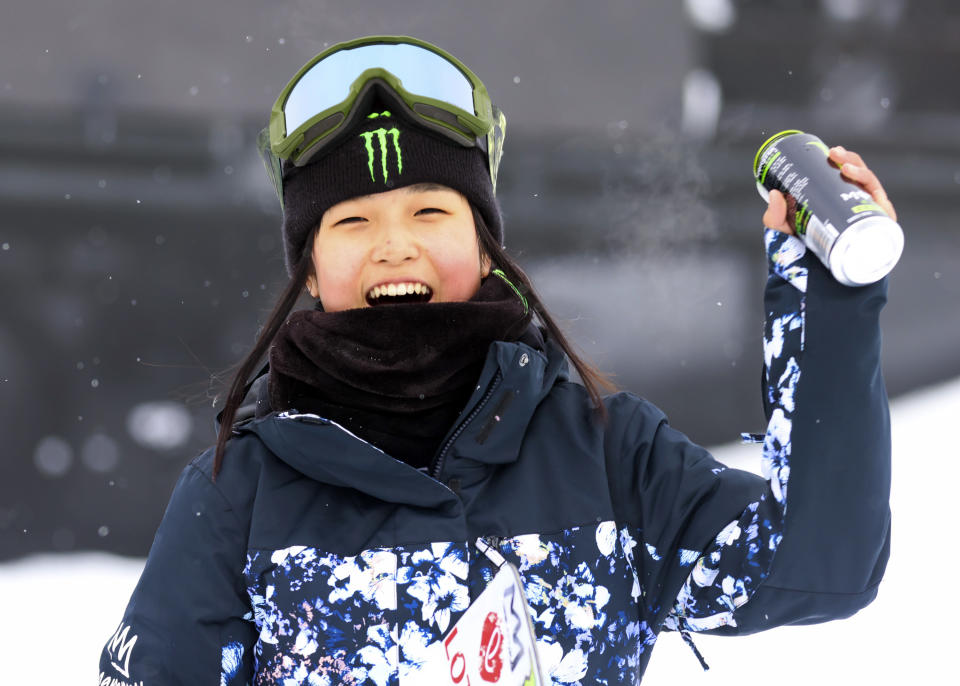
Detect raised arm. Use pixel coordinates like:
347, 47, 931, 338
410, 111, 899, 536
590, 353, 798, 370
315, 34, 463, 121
664, 146, 893, 635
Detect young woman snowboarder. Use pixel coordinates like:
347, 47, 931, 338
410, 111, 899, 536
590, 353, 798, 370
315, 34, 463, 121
99, 35, 896, 685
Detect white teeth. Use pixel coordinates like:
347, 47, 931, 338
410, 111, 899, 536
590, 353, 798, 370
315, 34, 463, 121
367, 282, 431, 301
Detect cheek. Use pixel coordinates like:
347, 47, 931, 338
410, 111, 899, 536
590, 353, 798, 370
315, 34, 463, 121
312, 235, 365, 311
429, 239, 484, 301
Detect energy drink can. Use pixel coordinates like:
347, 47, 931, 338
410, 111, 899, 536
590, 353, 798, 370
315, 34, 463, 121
753, 130, 904, 286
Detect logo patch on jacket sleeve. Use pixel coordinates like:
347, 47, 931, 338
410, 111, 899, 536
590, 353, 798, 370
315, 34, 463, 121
105, 622, 139, 679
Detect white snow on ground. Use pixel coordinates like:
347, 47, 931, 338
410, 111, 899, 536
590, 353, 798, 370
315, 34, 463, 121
3, 376, 959, 683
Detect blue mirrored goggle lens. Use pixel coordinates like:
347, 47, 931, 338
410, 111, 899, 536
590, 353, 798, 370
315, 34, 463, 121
283, 43, 477, 134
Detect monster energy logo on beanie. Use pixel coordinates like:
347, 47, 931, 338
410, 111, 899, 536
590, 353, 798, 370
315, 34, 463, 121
359, 111, 402, 183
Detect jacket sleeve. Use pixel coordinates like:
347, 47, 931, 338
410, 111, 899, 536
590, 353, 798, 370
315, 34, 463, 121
98, 455, 256, 685
610, 228, 890, 636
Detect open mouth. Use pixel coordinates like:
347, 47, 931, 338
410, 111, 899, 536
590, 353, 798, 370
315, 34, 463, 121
366, 282, 433, 306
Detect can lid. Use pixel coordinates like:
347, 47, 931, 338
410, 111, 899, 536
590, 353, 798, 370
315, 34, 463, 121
828, 216, 904, 286
753, 129, 804, 177
755, 181, 770, 201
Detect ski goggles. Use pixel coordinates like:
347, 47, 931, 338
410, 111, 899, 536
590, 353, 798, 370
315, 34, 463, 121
257, 35, 507, 206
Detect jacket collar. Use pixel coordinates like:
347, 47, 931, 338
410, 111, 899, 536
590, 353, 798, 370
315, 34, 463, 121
439, 337, 567, 467
238, 336, 568, 501
244, 411, 460, 509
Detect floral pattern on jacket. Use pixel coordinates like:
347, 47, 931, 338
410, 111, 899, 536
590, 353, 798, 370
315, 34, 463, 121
244, 523, 651, 685
667, 229, 807, 633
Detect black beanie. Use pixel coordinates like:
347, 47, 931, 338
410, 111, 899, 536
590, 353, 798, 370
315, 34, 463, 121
280, 110, 503, 275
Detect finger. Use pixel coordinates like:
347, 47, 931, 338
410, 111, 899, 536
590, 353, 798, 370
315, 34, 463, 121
830, 147, 898, 221
838, 161, 881, 191
829, 145, 867, 169
838, 163, 898, 221
763, 189, 793, 234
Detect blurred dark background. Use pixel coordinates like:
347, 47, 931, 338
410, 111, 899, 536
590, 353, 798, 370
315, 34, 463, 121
2, 0, 958, 561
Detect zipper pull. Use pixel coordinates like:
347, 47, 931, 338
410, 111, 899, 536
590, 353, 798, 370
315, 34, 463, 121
475, 536, 506, 568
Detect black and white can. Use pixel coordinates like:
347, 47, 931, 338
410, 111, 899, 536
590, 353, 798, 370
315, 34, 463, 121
753, 130, 904, 286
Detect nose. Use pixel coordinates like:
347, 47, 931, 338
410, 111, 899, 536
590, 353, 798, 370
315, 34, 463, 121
370, 221, 419, 264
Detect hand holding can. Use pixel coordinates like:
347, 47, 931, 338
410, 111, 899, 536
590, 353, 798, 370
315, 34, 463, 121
754, 130, 903, 286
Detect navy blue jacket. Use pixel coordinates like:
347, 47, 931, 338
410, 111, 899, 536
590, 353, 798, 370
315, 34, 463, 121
99, 231, 890, 685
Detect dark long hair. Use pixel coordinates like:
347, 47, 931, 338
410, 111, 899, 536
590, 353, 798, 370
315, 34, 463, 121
212, 229, 315, 478
471, 207, 615, 412
211, 204, 614, 478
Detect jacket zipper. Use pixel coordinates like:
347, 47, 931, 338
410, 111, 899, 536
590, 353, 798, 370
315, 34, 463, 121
430, 370, 503, 480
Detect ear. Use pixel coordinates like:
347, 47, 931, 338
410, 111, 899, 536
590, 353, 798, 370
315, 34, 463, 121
480, 251, 492, 278
305, 273, 319, 299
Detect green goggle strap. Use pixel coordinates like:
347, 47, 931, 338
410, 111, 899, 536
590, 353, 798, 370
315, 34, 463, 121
257, 127, 284, 209
487, 107, 506, 193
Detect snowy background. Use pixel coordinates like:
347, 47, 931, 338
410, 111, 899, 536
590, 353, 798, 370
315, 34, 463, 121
4, 373, 958, 683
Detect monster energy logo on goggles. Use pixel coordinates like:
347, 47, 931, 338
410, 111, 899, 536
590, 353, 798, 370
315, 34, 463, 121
256, 35, 506, 208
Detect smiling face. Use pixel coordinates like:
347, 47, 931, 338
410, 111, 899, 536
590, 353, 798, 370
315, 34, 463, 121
305, 183, 491, 312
